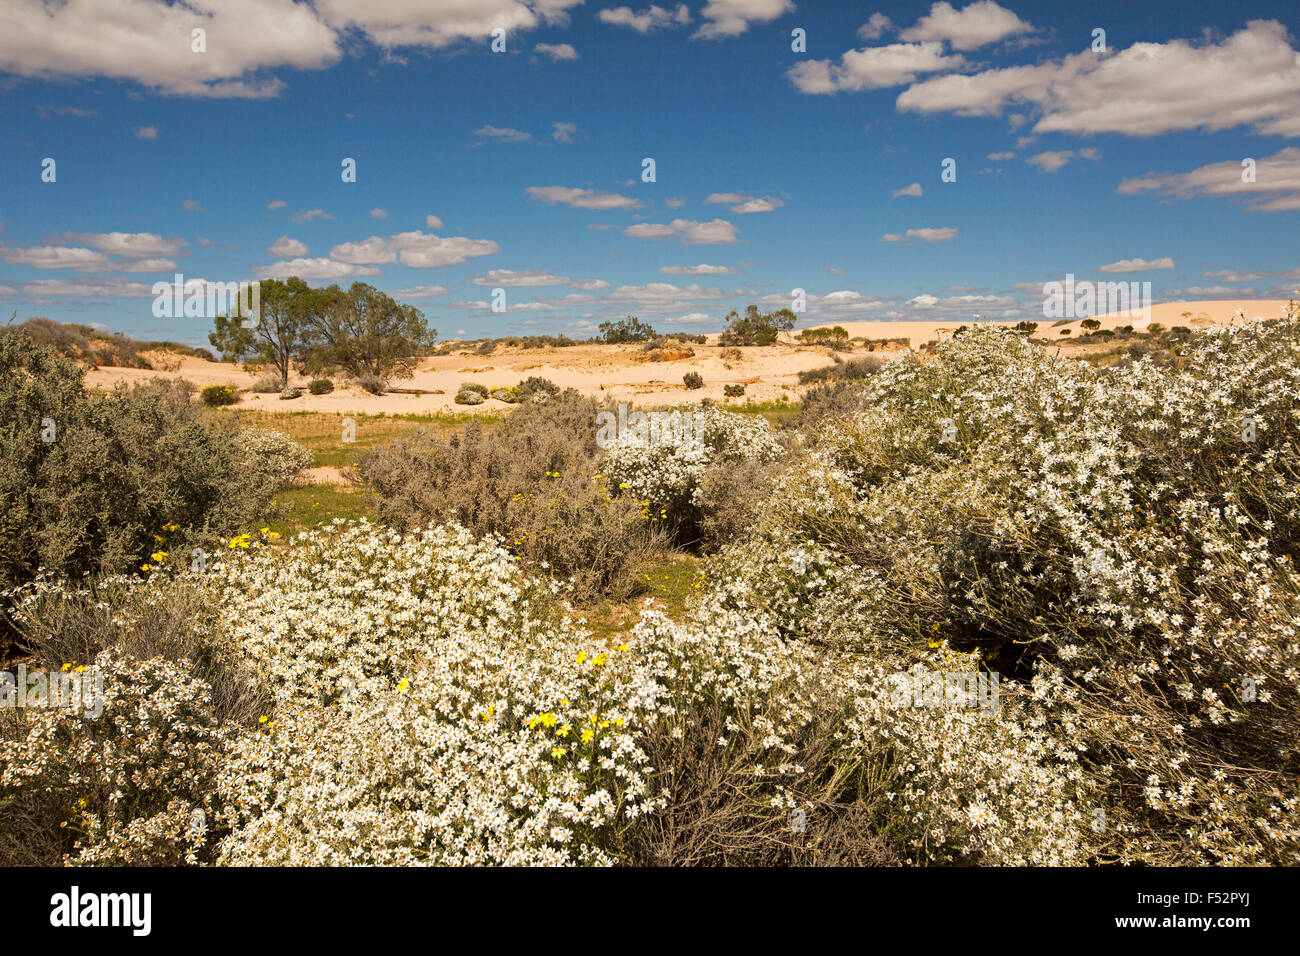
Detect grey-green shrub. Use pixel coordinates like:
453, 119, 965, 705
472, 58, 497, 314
361, 390, 662, 601
308, 378, 334, 395
683, 372, 704, 390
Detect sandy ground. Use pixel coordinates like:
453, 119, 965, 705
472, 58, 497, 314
82, 299, 1294, 415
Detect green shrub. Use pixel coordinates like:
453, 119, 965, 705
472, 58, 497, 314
200, 384, 238, 407
0, 332, 306, 601
518, 377, 560, 402
683, 372, 704, 390
356, 375, 385, 395
308, 378, 334, 395
278, 387, 302, 400
455, 382, 488, 405
490, 385, 521, 403
723, 383, 745, 398
599, 316, 657, 344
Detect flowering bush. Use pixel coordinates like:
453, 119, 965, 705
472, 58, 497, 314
602, 404, 784, 542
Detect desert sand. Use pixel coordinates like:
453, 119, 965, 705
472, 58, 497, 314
82, 299, 1294, 415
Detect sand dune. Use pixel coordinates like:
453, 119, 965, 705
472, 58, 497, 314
81, 299, 1295, 415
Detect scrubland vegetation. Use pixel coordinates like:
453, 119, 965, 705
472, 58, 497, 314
2, 315, 1299, 866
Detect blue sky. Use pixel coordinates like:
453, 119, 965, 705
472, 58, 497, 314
1, 0, 1298, 345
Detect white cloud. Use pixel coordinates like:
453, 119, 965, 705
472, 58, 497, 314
552, 121, 577, 142
898, 1, 1032, 51
369, 207, 388, 219
425, 215, 444, 230
695, 0, 793, 40
53, 232, 186, 257
392, 285, 450, 299
182, 199, 203, 212
0, 243, 114, 272
135, 126, 157, 139
313, 0, 585, 50
525, 185, 643, 209
1117, 147, 1300, 213
703, 192, 783, 213
598, 5, 691, 33
469, 269, 609, 289
253, 257, 381, 280
0, 0, 340, 97
267, 200, 287, 211
879, 226, 958, 242
858, 13, 893, 41
896, 21, 1300, 138
892, 182, 923, 197
329, 230, 499, 269
790, 42, 967, 94
659, 264, 745, 275
475, 125, 532, 143
987, 151, 1014, 160
1099, 257, 1175, 273
665, 197, 687, 208
1026, 148, 1099, 173
536, 42, 578, 60
290, 208, 334, 223
13, 277, 155, 298
623, 218, 739, 244
1204, 267, 1300, 283
267, 235, 309, 258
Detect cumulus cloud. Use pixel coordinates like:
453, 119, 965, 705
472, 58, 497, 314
1099, 256, 1175, 273
267, 235, 309, 258
267, 200, 287, 211
1026, 148, 1100, 173
391, 285, 450, 299
536, 42, 577, 60
552, 121, 578, 142
879, 226, 958, 242
896, 21, 1300, 138
253, 257, 381, 280
703, 192, 783, 213
135, 126, 157, 139
53, 232, 186, 257
892, 182, 923, 197
468, 269, 609, 289
425, 215, 444, 230
623, 218, 739, 243
525, 185, 643, 210
858, 13, 893, 41
598, 4, 691, 33
369, 208, 388, 219
1117, 147, 1300, 213
898, 1, 1033, 51
789, 42, 966, 94
694, 0, 793, 40
329, 230, 499, 269
659, 264, 745, 275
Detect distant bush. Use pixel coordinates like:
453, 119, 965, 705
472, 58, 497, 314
251, 373, 282, 393
278, 387, 302, 400
200, 384, 238, 407
723, 384, 745, 397
797, 355, 884, 385
720, 347, 742, 362
517, 376, 560, 403
683, 372, 704, 390
474, 340, 496, 356
361, 390, 662, 601
455, 383, 487, 405
797, 380, 872, 434
490, 385, 521, 403
356, 375, 385, 395
308, 378, 334, 395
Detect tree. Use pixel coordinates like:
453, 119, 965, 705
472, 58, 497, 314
308, 282, 435, 382
599, 316, 657, 343
720, 304, 796, 346
1081, 318, 1101, 331
209, 278, 321, 388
